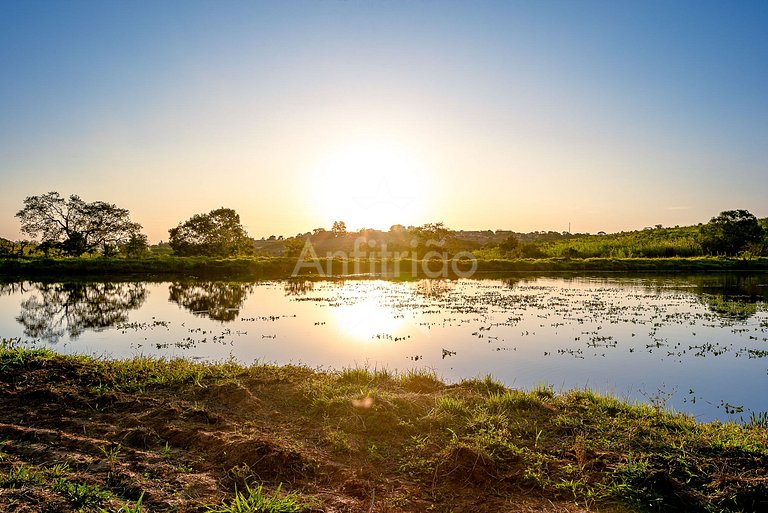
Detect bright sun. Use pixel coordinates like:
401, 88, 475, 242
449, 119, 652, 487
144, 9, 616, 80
309, 140, 432, 230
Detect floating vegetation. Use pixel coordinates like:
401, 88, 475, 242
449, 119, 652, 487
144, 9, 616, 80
2, 274, 768, 421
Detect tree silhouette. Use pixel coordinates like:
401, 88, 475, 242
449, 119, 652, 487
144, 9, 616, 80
700, 210, 764, 256
16, 192, 143, 256
168, 208, 251, 257
331, 220, 347, 236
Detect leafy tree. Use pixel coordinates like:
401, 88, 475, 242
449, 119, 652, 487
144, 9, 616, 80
283, 238, 307, 257
0, 238, 33, 258
0, 238, 14, 257
168, 207, 251, 257
498, 234, 519, 254
331, 220, 347, 236
519, 242, 545, 258
15, 192, 142, 256
121, 233, 149, 257
411, 222, 450, 245
700, 210, 764, 256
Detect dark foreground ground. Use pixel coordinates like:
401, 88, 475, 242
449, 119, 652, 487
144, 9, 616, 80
1, 341, 766, 513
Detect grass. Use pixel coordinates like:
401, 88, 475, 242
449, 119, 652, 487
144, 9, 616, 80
99, 493, 144, 513
4, 254, 768, 280
204, 483, 312, 513
1, 339, 767, 512
539, 226, 704, 259
52, 478, 111, 509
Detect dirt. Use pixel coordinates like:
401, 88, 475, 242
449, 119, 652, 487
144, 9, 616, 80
0, 357, 609, 512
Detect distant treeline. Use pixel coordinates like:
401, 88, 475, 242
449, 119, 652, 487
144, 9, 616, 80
1, 191, 767, 260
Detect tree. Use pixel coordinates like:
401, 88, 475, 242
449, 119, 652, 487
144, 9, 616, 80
700, 210, 764, 256
121, 233, 149, 257
168, 207, 251, 257
498, 234, 519, 254
15, 192, 142, 256
283, 238, 307, 257
411, 222, 451, 246
331, 220, 347, 236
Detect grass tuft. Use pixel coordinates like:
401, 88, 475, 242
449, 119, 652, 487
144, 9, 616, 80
205, 483, 311, 513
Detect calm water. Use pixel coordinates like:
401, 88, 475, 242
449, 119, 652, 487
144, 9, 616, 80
2, 274, 767, 422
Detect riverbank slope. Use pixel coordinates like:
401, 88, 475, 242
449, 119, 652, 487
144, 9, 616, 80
1, 341, 766, 512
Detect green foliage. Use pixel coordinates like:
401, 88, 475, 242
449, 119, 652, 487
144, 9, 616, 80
0, 338, 55, 369
15, 192, 143, 256
1, 464, 42, 488
540, 225, 702, 258
700, 209, 765, 256
282, 238, 307, 258
121, 233, 149, 257
2, 344, 768, 512
169, 208, 252, 257
0, 238, 36, 258
100, 492, 144, 513
52, 478, 110, 508
205, 483, 311, 513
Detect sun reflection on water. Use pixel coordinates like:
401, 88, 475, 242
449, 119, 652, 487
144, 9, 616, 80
333, 298, 406, 342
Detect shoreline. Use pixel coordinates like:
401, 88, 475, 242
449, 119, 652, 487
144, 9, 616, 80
2, 256, 768, 280
1, 340, 766, 512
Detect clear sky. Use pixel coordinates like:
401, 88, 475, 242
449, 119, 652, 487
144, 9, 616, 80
1, 0, 766, 242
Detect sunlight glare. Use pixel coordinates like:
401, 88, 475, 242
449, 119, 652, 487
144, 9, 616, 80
309, 140, 432, 230
333, 299, 406, 342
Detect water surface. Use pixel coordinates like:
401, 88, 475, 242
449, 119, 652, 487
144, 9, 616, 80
2, 274, 767, 422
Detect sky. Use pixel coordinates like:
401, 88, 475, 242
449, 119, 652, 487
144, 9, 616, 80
1, 0, 767, 242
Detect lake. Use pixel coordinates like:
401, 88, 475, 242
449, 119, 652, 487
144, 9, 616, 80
2, 273, 767, 422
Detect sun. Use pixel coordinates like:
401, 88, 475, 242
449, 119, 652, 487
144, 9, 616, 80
308, 140, 432, 230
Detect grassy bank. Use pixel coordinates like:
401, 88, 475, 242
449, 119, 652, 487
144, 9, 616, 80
1, 340, 766, 512
3, 255, 768, 279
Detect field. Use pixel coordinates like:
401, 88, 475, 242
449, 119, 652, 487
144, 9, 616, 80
1, 339, 767, 513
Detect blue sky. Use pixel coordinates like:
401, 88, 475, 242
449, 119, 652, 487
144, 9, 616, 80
1, 0, 767, 241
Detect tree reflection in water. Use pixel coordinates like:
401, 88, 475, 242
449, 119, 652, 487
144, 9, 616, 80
168, 282, 253, 321
0, 281, 33, 296
283, 280, 315, 297
16, 282, 147, 342
677, 274, 767, 321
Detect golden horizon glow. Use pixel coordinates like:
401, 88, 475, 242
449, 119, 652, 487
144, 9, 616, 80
307, 140, 433, 231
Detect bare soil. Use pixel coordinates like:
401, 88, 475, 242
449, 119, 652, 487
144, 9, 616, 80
0, 356, 607, 513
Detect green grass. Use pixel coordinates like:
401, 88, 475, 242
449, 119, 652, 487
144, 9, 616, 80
1, 464, 42, 488
4, 253, 768, 280
99, 492, 144, 513
52, 478, 110, 509
205, 483, 312, 513
540, 225, 704, 258
2, 340, 767, 512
